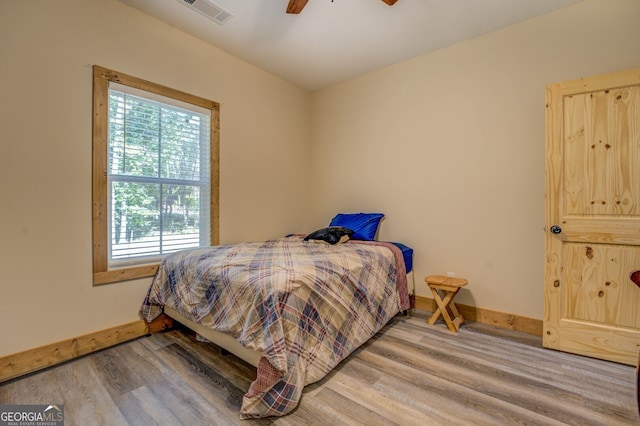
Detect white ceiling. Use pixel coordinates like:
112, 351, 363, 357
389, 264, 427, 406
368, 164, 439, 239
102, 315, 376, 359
119, 0, 581, 91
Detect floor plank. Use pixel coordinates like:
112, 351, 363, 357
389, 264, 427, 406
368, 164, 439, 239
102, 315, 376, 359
0, 309, 637, 425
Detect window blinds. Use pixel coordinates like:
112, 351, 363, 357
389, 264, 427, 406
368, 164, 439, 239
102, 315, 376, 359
107, 82, 211, 267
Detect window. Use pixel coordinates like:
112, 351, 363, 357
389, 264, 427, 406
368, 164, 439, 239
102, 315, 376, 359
92, 66, 219, 285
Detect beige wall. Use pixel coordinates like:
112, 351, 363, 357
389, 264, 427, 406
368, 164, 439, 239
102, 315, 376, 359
309, 0, 640, 319
0, 0, 311, 356
2, 0, 640, 358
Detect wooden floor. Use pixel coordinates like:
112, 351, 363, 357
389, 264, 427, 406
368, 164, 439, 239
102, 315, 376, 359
1, 309, 637, 425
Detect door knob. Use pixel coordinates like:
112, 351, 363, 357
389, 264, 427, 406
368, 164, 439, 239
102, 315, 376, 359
550, 225, 562, 234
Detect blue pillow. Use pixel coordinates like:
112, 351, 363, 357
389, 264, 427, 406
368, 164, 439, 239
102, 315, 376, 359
329, 213, 384, 241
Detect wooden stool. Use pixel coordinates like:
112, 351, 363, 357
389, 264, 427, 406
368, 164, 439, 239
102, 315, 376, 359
425, 275, 468, 332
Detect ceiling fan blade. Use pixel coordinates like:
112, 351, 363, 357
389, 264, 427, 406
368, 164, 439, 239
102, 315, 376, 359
381, 0, 399, 5
287, 0, 309, 14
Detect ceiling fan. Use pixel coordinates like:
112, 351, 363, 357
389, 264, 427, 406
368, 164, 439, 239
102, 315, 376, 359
287, 0, 399, 14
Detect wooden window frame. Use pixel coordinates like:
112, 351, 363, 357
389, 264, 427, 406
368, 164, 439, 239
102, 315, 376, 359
92, 66, 220, 285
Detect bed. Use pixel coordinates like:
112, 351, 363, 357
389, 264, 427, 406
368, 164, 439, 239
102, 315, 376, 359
140, 214, 413, 418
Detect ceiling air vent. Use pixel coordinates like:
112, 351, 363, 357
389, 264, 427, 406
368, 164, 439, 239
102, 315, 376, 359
177, 0, 234, 25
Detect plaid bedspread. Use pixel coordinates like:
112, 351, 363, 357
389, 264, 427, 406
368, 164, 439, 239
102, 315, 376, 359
140, 235, 409, 418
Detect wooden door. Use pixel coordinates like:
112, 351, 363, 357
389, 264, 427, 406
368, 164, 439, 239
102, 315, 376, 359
544, 67, 640, 366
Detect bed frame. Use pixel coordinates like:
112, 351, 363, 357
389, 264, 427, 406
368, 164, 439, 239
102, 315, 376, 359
164, 306, 263, 367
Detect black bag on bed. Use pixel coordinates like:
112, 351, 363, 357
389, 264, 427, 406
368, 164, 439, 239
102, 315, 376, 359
303, 226, 354, 245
